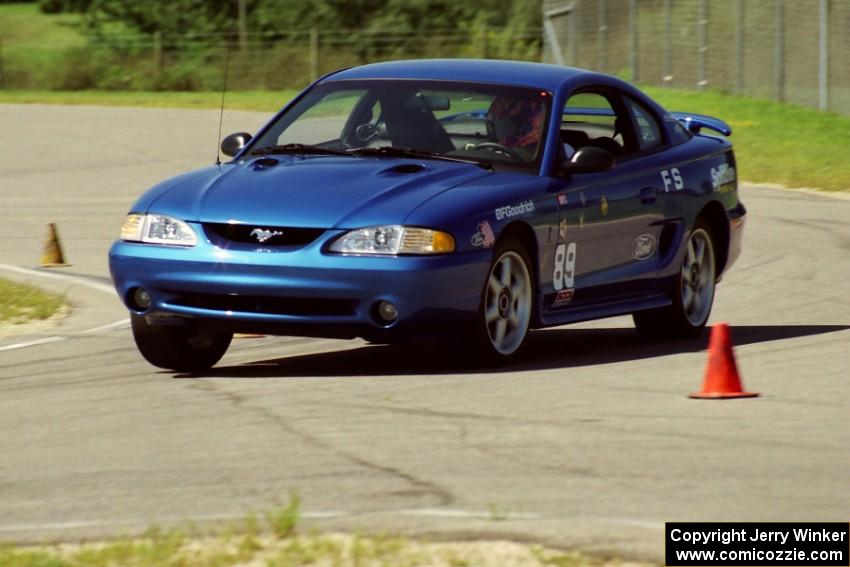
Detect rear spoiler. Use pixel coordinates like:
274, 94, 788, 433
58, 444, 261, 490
670, 112, 732, 136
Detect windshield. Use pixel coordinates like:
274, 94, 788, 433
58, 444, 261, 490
250, 80, 552, 170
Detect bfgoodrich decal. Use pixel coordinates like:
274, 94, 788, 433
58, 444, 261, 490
495, 200, 535, 220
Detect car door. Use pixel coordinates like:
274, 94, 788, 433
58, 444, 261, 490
546, 89, 666, 312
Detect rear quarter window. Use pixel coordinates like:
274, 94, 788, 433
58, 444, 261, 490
667, 117, 693, 146
625, 97, 663, 151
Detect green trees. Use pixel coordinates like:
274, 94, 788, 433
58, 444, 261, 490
39, 0, 542, 42
15, 0, 541, 90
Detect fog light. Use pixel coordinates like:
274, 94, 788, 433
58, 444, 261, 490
376, 300, 398, 323
133, 287, 152, 310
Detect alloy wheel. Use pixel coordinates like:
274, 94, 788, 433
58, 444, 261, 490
681, 228, 715, 327
484, 250, 532, 355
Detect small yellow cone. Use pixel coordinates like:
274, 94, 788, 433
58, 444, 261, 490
40, 223, 71, 268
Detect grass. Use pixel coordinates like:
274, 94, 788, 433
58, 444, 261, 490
0, 278, 64, 325
0, 90, 299, 111
1, 86, 848, 191
0, 495, 650, 567
0, 2, 84, 47
0, 534, 623, 567
644, 86, 850, 192
0, 529, 641, 567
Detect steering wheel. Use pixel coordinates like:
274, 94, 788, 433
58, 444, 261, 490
355, 123, 380, 142
471, 142, 522, 161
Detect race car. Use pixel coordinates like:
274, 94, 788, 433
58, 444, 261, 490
109, 59, 745, 371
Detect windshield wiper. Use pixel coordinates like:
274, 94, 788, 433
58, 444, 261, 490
251, 143, 352, 156
348, 146, 492, 170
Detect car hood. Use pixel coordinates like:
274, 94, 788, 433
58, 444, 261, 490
143, 155, 491, 228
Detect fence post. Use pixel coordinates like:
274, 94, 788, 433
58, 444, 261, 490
774, 0, 785, 102
597, 0, 607, 72
238, 0, 247, 51
309, 27, 319, 82
153, 32, 163, 78
698, 0, 708, 89
629, 0, 638, 82
735, 0, 744, 94
819, 0, 829, 111
663, 0, 671, 85
479, 23, 489, 59
542, 4, 571, 66
569, 4, 578, 66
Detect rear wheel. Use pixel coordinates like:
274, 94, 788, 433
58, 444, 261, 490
474, 238, 534, 361
131, 314, 232, 372
633, 222, 716, 339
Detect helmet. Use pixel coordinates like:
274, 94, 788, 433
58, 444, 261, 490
486, 95, 545, 151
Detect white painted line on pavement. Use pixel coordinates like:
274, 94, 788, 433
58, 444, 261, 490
0, 263, 116, 295
0, 508, 548, 534
0, 512, 353, 533
79, 319, 130, 334
0, 336, 65, 352
394, 508, 541, 520
0, 519, 105, 532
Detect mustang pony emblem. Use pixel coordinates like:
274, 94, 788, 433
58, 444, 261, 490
250, 228, 284, 243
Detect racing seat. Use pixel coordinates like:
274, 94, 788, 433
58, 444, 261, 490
560, 129, 590, 150
585, 136, 623, 156
582, 116, 626, 156
382, 94, 455, 154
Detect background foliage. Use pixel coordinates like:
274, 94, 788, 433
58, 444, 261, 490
37, 0, 542, 39
0, 0, 542, 90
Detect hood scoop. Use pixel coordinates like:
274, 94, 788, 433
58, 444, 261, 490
251, 157, 280, 171
377, 163, 427, 175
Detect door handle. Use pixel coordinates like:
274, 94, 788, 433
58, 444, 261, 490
640, 186, 658, 204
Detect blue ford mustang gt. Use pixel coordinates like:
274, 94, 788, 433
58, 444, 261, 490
109, 59, 745, 371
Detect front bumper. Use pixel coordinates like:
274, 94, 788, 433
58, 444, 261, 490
109, 227, 489, 340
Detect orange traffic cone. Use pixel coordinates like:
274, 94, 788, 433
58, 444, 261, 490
40, 223, 71, 268
689, 323, 759, 399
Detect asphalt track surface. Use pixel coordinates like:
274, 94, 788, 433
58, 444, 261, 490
1, 104, 848, 560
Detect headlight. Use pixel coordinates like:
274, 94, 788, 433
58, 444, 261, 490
329, 225, 455, 255
120, 213, 198, 247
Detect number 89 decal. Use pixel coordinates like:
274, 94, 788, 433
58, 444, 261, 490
553, 242, 576, 291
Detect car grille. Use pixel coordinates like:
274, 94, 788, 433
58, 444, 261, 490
165, 292, 357, 317
203, 223, 325, 247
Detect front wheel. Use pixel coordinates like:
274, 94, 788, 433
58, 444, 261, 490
633, 222, 716, 339
474, 238, 534, 362
131, 314, 232, 372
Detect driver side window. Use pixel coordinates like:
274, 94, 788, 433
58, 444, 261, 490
277, 90, 366, 146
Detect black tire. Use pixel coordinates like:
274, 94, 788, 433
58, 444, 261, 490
633, 220, 716, 340
473, 237, 534, 363
131, 314, 232, 372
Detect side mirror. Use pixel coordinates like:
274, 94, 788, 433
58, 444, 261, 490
558, 146, 615, 175
221, 132, 253, 157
